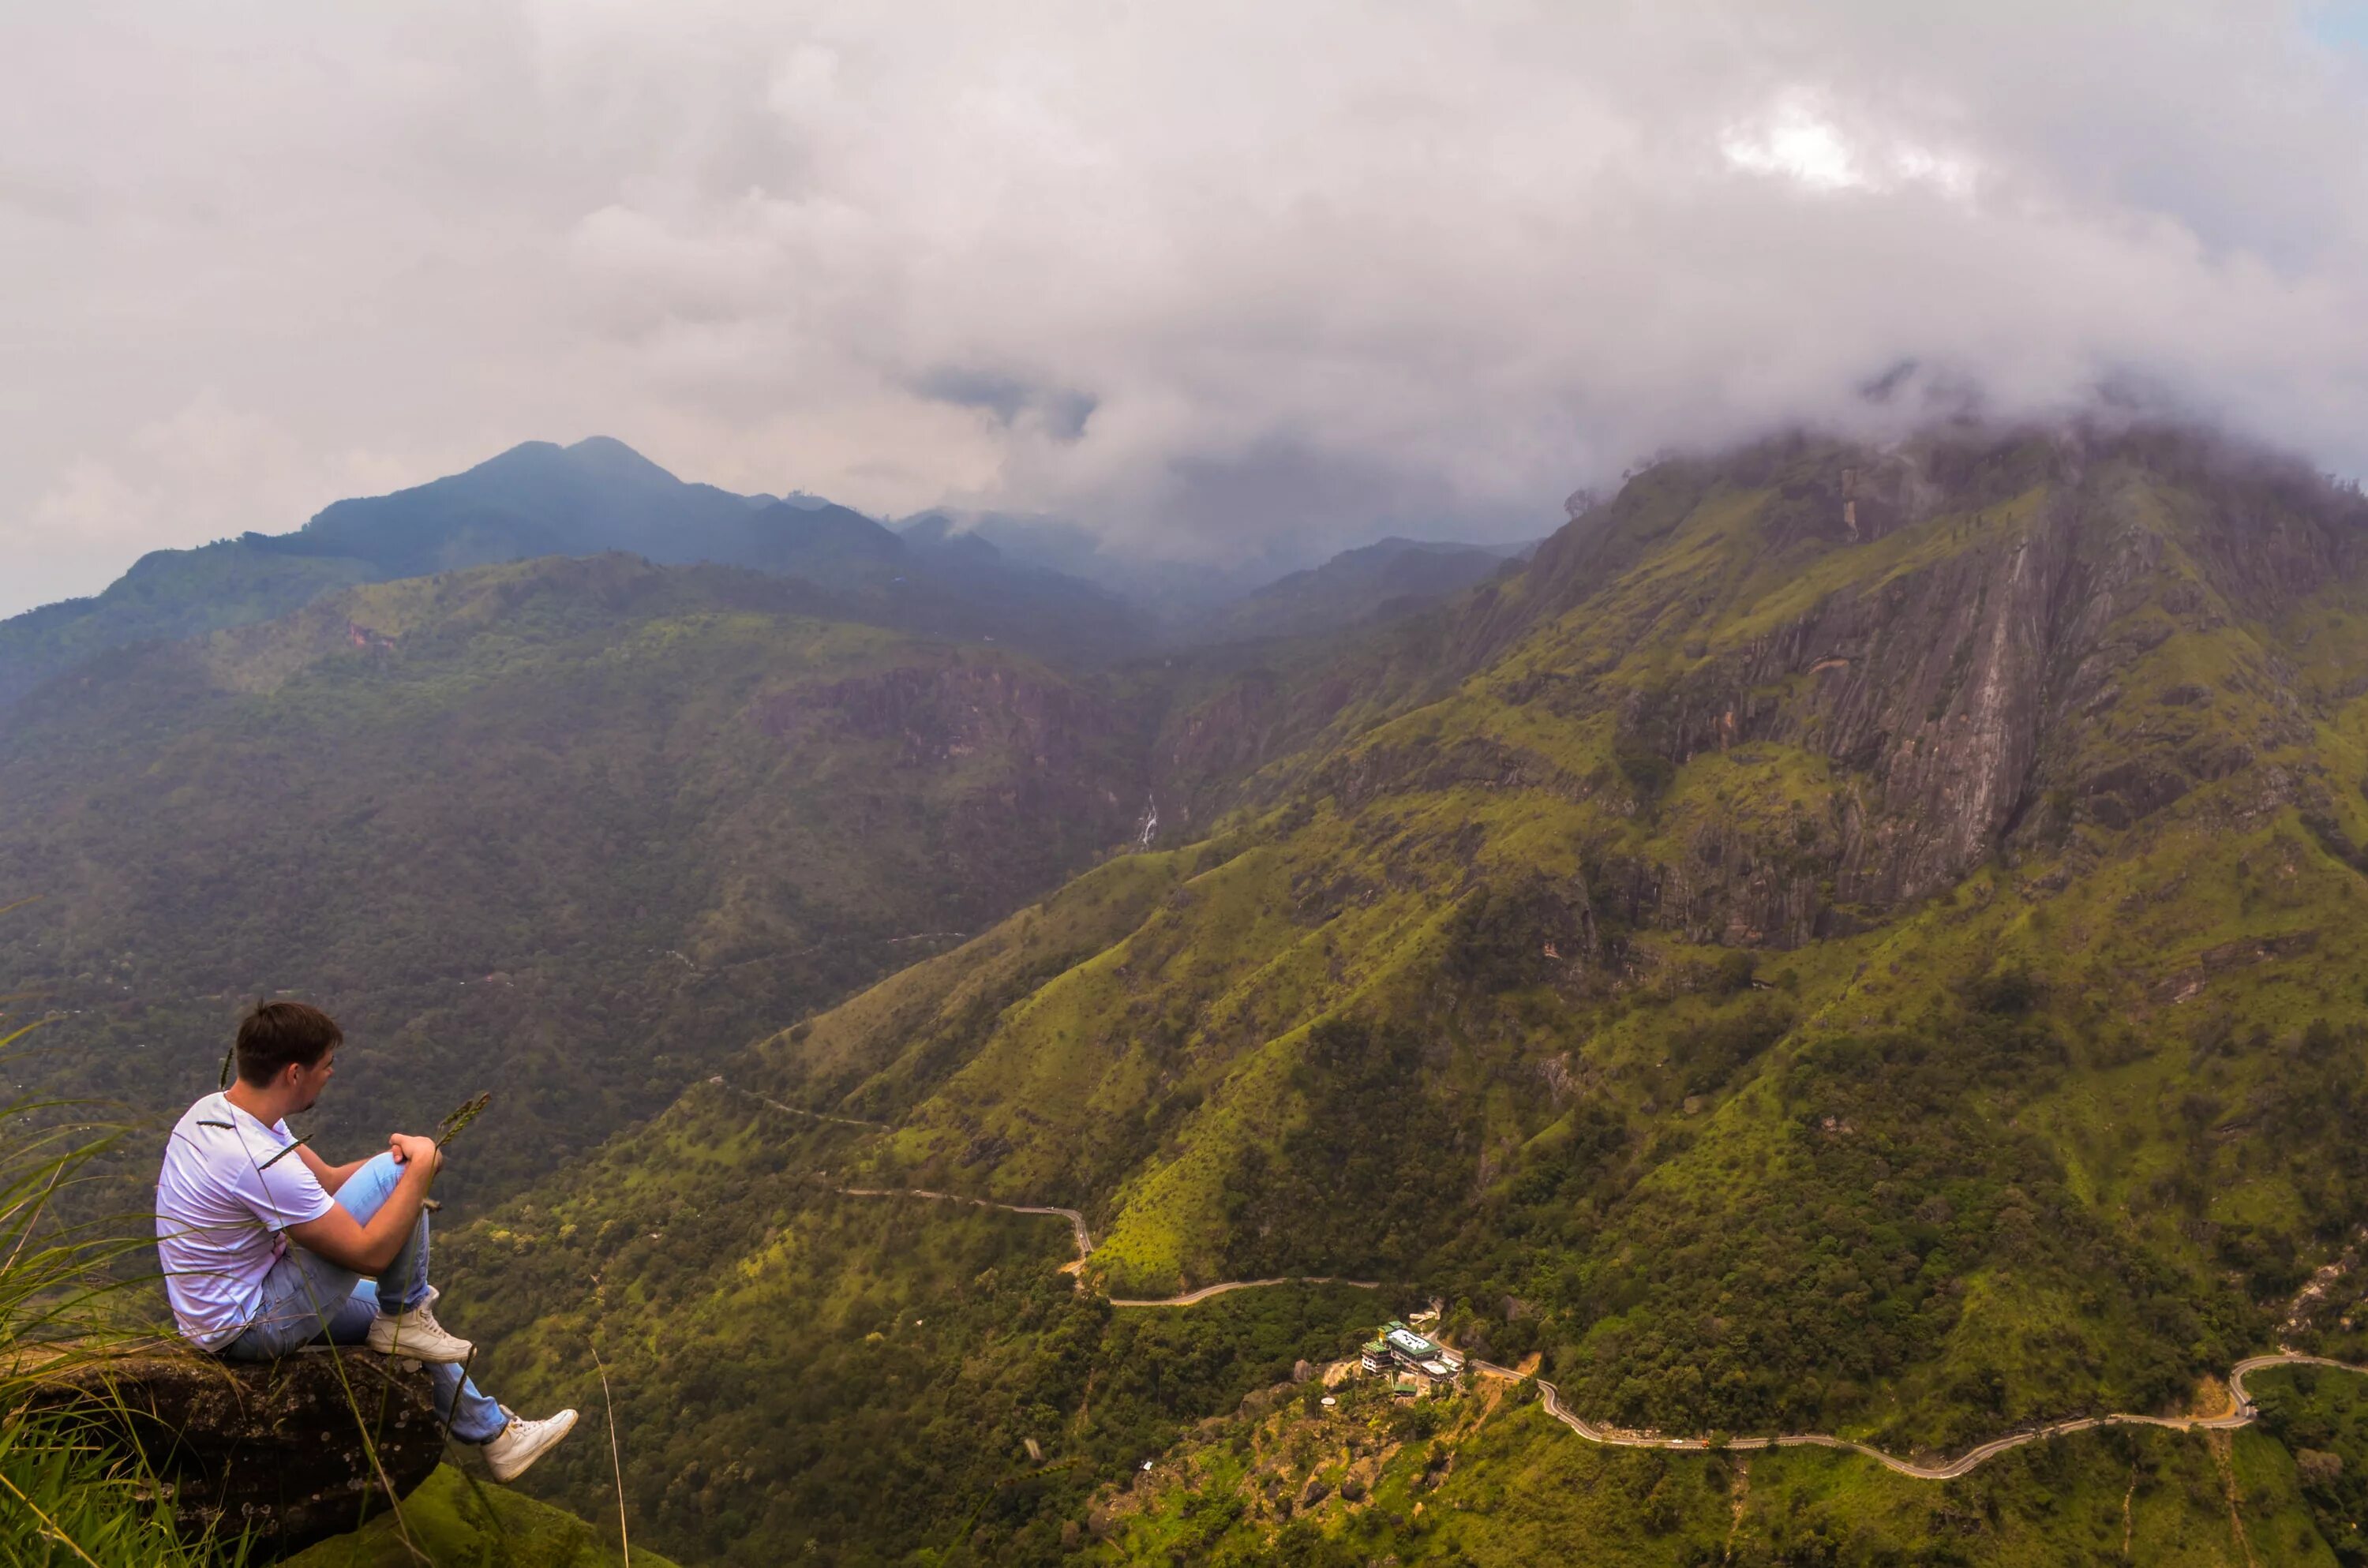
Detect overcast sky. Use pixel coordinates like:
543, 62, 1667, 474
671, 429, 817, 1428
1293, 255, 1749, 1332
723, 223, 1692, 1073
6, 2, 2368, 615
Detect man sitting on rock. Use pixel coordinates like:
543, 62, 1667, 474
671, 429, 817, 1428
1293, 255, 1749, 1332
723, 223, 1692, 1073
155, 1000, 576, 1483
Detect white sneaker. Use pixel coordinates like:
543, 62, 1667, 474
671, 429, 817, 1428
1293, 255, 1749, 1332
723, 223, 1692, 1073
365, 1285, 474, 1364
483, 1405, 578, 1482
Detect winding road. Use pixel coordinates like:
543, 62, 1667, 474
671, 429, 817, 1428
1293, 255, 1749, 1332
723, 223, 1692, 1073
1110, 1276, 1383, 1308
834, 1185, 1097, 1263
1461, 1351, 2368, 1481
711, 1078, 888, 1130
729, 1081, 2368, 1480
831, 1183, 2368, 1480
820, 1184, 1380, 1308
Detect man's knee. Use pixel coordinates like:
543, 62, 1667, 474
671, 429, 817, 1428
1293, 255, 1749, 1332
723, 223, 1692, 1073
333, 1151, 404, 1221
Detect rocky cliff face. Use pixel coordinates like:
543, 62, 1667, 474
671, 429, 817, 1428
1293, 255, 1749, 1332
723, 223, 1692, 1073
36, 1346, 442, 1560
1487, 425, 2368, 945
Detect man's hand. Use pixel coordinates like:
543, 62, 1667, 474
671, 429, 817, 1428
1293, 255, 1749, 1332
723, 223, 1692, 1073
290, 1136, 444, 1274
388, 1132, 441, 1173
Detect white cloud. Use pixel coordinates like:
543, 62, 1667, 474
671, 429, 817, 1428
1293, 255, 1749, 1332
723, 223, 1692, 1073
1722, 94, 1978, 197
4, 2, 2368, 612
1723, 101, 1869, 192
17, 391, 422, 595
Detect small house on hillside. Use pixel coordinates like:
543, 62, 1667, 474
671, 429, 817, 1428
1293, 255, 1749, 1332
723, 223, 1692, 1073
1365, 1320, 1463, 1394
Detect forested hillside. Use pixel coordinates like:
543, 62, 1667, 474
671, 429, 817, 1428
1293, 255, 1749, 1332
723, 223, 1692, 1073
444, 421, 2368, 1563
0, 552, 1151, 1204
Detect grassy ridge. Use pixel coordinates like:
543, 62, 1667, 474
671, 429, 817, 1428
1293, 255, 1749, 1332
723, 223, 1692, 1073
0, 994, 226, 1565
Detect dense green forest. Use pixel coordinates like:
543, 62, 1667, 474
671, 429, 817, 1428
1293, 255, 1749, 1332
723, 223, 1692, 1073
0, 552, 1149, 1207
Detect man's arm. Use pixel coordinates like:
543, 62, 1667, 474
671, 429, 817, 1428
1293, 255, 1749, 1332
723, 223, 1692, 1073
283, 1135, 440, 1274
294, 1143, 369, 1195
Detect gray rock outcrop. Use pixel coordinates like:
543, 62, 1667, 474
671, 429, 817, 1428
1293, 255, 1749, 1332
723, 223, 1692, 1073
34, 1343, 444, 1560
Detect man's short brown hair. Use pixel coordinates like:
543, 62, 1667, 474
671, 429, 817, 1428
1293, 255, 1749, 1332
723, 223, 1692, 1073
234, 1001, 342, 1086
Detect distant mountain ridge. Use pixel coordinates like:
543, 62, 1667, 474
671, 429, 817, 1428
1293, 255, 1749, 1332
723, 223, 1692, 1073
1205, 533, 1535, 642
0, 437, 1135, 705
281, 436, 896, 581
6, 437, 1545, 708
897, 508, 1287, 612
900, 511, 1539, 641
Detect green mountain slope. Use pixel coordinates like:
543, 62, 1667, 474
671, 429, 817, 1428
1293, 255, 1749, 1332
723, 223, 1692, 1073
0, 539, 382, 708
798, 426, 2368, 1416
0, 552, 1149, 1204
283, 1464, 678, 1567
442, 421, 2368, 1562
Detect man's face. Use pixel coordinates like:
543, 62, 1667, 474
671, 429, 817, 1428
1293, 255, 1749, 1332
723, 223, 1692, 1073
287, 1046, 337, 1113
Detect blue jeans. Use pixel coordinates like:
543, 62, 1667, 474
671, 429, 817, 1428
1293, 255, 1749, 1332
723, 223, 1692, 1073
219, 1152, 506, 1444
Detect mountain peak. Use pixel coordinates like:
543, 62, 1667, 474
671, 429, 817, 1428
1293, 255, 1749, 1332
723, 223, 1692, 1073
562, 434, 676, 477
459, 436, 684, 492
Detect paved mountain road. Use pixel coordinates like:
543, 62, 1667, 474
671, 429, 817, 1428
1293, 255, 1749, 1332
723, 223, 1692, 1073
1109, 1276, 1383, 1308
835, 1184, 1096, 1261
820, 1184, 1378, 1307
1469, 1350, 2368, 1481
831, 1184, 2368, 1481
712, 1078, 887, 1129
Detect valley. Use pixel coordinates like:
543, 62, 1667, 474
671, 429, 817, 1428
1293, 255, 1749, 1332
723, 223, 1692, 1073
21, 420, 2368, 1563
20, 13, 2368, 1564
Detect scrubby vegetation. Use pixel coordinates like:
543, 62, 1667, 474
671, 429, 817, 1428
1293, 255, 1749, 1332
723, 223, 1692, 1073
282, 1464, 670, 1568
0, 999, 223, 1565
441, 1093, 1382, 1565
2251, 1365, 2368, 1565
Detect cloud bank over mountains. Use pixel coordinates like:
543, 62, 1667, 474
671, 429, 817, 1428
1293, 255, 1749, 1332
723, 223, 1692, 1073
6, 1, 2368, 613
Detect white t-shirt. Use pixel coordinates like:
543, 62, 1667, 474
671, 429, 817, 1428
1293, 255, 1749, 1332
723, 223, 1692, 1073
155, 1091, 335, 1348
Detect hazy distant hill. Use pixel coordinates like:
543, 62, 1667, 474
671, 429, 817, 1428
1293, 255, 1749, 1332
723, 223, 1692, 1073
900, 508, 1334, 619
454, 421, 2368, 1562
286, 436, 887, 579
1205, 534, 1532, 642
0, 437, 1137, 705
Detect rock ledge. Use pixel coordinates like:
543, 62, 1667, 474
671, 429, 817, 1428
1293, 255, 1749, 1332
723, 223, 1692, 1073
36, 1343, 443, 1559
